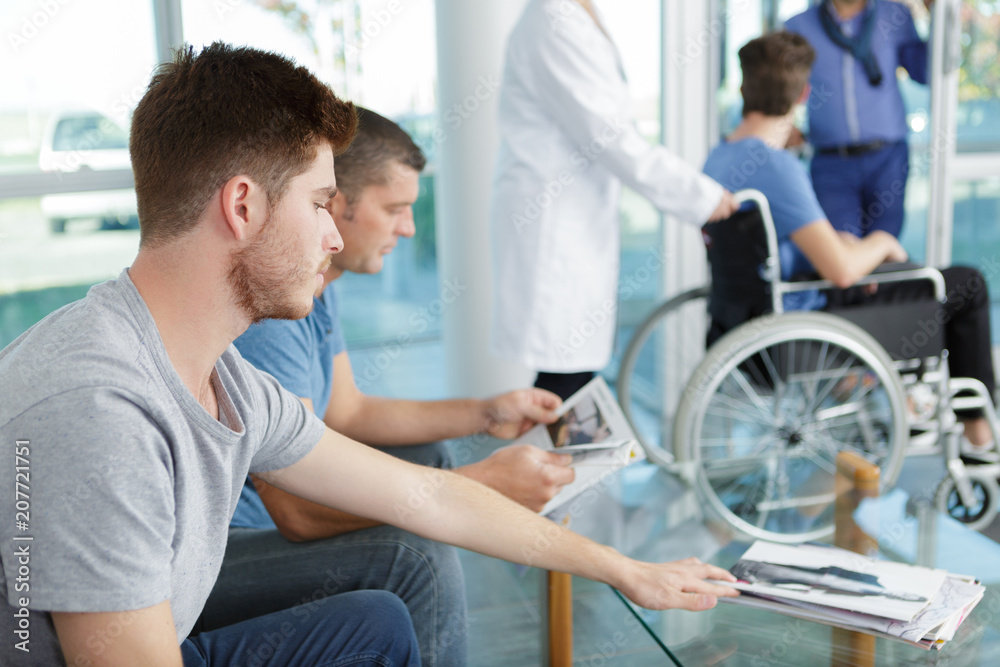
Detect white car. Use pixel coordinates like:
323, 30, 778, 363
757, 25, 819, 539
39, 111, 138, 233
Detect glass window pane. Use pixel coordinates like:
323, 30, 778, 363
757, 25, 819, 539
598, 0, 664, 375
0, 1, 154, 345
0, 0, 157, 175
951, 178, 1000, 344
956, 0, 1000, 153
0, 195, 140, 347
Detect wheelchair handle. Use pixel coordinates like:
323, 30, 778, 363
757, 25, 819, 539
730, 189, 947, 308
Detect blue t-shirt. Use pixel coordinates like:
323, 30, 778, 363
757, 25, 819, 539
786, 1, 926, 148
703, 137, 828, 311
229, 283, 347, 529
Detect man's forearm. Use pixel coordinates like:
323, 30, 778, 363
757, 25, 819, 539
395, 467, 628, 586
329, 395, 491, 446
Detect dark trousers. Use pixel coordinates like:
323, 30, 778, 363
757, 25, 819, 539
182, 591, 420, 666
534, 371, 595, 401
824, 265, 995, 411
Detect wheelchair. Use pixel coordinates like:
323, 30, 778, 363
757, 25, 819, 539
617, 190, 1000, 542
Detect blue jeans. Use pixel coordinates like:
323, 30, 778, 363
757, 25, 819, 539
811, 140, 909, 238
182, 590, 419, 666
194, 442, 468, 667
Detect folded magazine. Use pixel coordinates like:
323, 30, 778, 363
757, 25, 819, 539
518, 376, 644, 517
715, 540, 985, 650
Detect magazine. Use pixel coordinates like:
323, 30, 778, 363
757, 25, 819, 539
714, 540, 985, 650
518, 376, 645, 517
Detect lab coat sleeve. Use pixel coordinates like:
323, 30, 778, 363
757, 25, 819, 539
528, 22, 725, 224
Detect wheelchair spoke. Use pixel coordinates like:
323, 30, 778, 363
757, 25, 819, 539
695, 432, 782, 450
789, 435, 839, 475
758, 346, 784, 394
802, 340, 830, 407
841, 371, 881, 406
728, 368, 776, 422
800, 350, 861, 416
704, 394, 776, 426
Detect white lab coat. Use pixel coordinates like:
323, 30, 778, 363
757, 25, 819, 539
489, 0, 724, 372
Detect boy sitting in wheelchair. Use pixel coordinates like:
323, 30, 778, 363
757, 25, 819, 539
702, 31, 997, 463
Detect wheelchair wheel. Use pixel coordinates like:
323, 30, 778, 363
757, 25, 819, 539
674, 312, 907, 543
934, 470, 1000, 532
617, 286, 711, 466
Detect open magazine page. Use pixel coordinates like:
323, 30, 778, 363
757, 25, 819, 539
518, 377, 645, 517
520, 376, 635, 452
726, 541, 948, 621
541, 441, 644, 517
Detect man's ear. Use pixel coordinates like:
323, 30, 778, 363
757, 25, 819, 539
220, 175, 266, 241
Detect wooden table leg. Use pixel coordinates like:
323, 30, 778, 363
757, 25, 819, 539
547, 570, 573, 667
831, 451, 879, 667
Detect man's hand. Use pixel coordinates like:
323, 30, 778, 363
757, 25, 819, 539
706, 190, 739, 222
459, 444, 575, 512
616, 557, 740, 611
877, 231, 909, 263
482, 388, 562, 440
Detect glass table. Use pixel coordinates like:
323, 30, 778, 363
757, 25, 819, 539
550, 457, 1000, 667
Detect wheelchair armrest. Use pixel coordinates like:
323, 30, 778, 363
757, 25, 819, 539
778, 263, 947, 302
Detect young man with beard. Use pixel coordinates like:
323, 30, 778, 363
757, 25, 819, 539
0, 43, 738, 667
200, 107, 578, 666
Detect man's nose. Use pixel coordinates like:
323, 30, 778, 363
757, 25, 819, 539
325, 214, 344, 254
398, 208, 416, 238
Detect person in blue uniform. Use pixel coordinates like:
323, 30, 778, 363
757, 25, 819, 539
786, 0, 931, 238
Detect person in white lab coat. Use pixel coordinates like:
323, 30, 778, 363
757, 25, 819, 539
489, 0, 737, 399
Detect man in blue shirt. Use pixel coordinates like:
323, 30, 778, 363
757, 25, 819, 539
786, 0, 930, 238
704, 31, 996, 458
199, 108, 578, 666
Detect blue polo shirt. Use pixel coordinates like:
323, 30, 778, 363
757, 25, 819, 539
229, 283, 346, 529
703, 137, 828, 311
786, 1, 927, 148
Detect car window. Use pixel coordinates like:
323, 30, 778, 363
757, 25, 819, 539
52, 116, 129, 152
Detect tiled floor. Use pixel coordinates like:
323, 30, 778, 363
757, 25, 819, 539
348, 338, 1000, 666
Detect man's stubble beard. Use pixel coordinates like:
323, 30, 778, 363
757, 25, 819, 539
227, 212, 323, 324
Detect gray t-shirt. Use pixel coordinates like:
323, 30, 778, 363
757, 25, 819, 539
0, 270, 324, 665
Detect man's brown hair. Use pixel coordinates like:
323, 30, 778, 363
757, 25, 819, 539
129, 42, 358, 247
738, 31, 815, 118
334, 107, 426, 204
